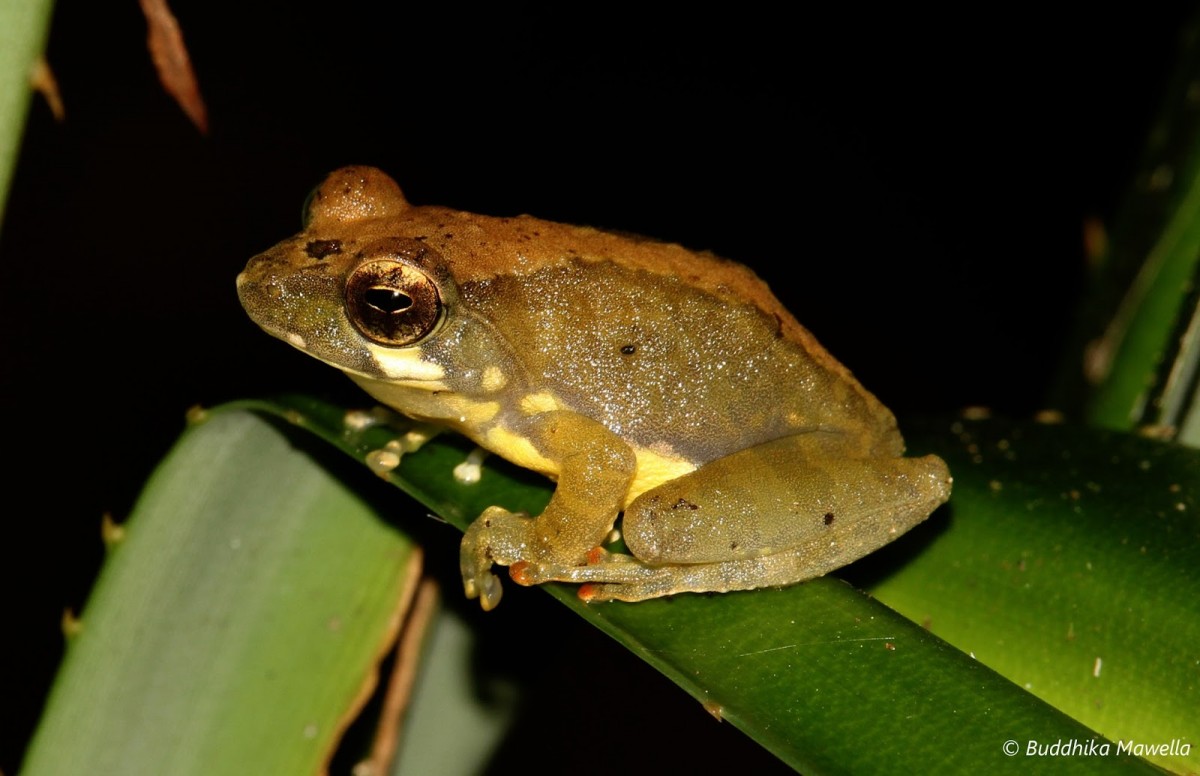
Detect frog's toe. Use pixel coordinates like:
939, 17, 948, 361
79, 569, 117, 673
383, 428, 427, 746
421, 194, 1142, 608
478, 572, 503, 611
576, 581, 636, 603
508, 560, 537, 586
573, 577, 677, 603
505, 558, 591, 586
461, 533, 499, 609
462, 565, 504, 610
577, 583, 602, 602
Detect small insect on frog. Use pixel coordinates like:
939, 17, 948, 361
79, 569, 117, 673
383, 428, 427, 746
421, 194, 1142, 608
237, 167, 951, 610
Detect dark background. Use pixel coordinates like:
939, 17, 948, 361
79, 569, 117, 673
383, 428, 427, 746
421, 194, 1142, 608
1, 4, 1192, 772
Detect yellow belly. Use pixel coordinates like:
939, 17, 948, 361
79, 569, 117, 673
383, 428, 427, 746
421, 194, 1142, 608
483, 425, 696, 508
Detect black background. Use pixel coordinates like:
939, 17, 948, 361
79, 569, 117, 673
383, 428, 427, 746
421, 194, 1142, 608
1, 4, 1192, 772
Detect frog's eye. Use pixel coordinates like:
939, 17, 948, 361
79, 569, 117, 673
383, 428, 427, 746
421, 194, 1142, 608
346, 260, 442, 346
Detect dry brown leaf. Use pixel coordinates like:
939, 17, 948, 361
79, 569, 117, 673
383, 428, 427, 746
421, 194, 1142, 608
365, 579, 441, 774
139, 0, 208, 134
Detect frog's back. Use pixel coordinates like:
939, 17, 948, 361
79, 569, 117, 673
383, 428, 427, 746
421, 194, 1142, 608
301, 166, 903, 464
442, 221, 904, 466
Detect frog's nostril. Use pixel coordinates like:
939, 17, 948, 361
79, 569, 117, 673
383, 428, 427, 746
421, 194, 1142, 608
305, 239, 343, 260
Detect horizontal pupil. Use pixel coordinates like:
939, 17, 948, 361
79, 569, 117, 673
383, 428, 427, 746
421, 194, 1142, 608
366, 287, 413, 313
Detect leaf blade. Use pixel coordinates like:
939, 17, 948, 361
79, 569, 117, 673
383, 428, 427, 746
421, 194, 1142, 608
22, 409, 419, 776
869, 416, 1200, 773
245, 396, 1173, 775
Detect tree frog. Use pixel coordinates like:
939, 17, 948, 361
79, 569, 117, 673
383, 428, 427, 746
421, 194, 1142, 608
237, 166, 951, 610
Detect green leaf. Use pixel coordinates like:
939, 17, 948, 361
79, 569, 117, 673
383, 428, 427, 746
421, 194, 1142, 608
874, 415, 1200, 774
239, 396, 1183, 775
0, 0, 55, 227
1072, 13, 1200, 444
21, 409, 420, 776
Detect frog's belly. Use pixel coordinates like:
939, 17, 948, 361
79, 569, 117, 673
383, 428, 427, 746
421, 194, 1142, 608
624, 445, 697, 505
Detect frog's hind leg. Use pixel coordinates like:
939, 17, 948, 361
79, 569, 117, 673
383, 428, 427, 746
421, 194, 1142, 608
515, 435, 951, 602
569, 539, 890, 603
510, 549, 800, 603
578, 552, 830, 603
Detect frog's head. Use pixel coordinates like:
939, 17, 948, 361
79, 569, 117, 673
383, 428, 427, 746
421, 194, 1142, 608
237, 167, 521, 416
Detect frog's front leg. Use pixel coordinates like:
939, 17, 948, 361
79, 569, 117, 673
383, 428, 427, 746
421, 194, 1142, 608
461, 411, 635, 610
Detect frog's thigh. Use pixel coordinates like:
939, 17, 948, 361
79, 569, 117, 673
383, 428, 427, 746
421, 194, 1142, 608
624, 436, 949, 567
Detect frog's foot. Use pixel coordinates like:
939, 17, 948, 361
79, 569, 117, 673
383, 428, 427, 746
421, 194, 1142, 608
573, 558, 751, 603
505, 548, 672, 601
460, 506, 541, 611
452, 446, 489, 485
516, 550, 834, 603
360, 422, 441, 478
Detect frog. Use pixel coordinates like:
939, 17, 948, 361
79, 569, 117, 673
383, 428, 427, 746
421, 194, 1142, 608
237, 166, 952, 611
